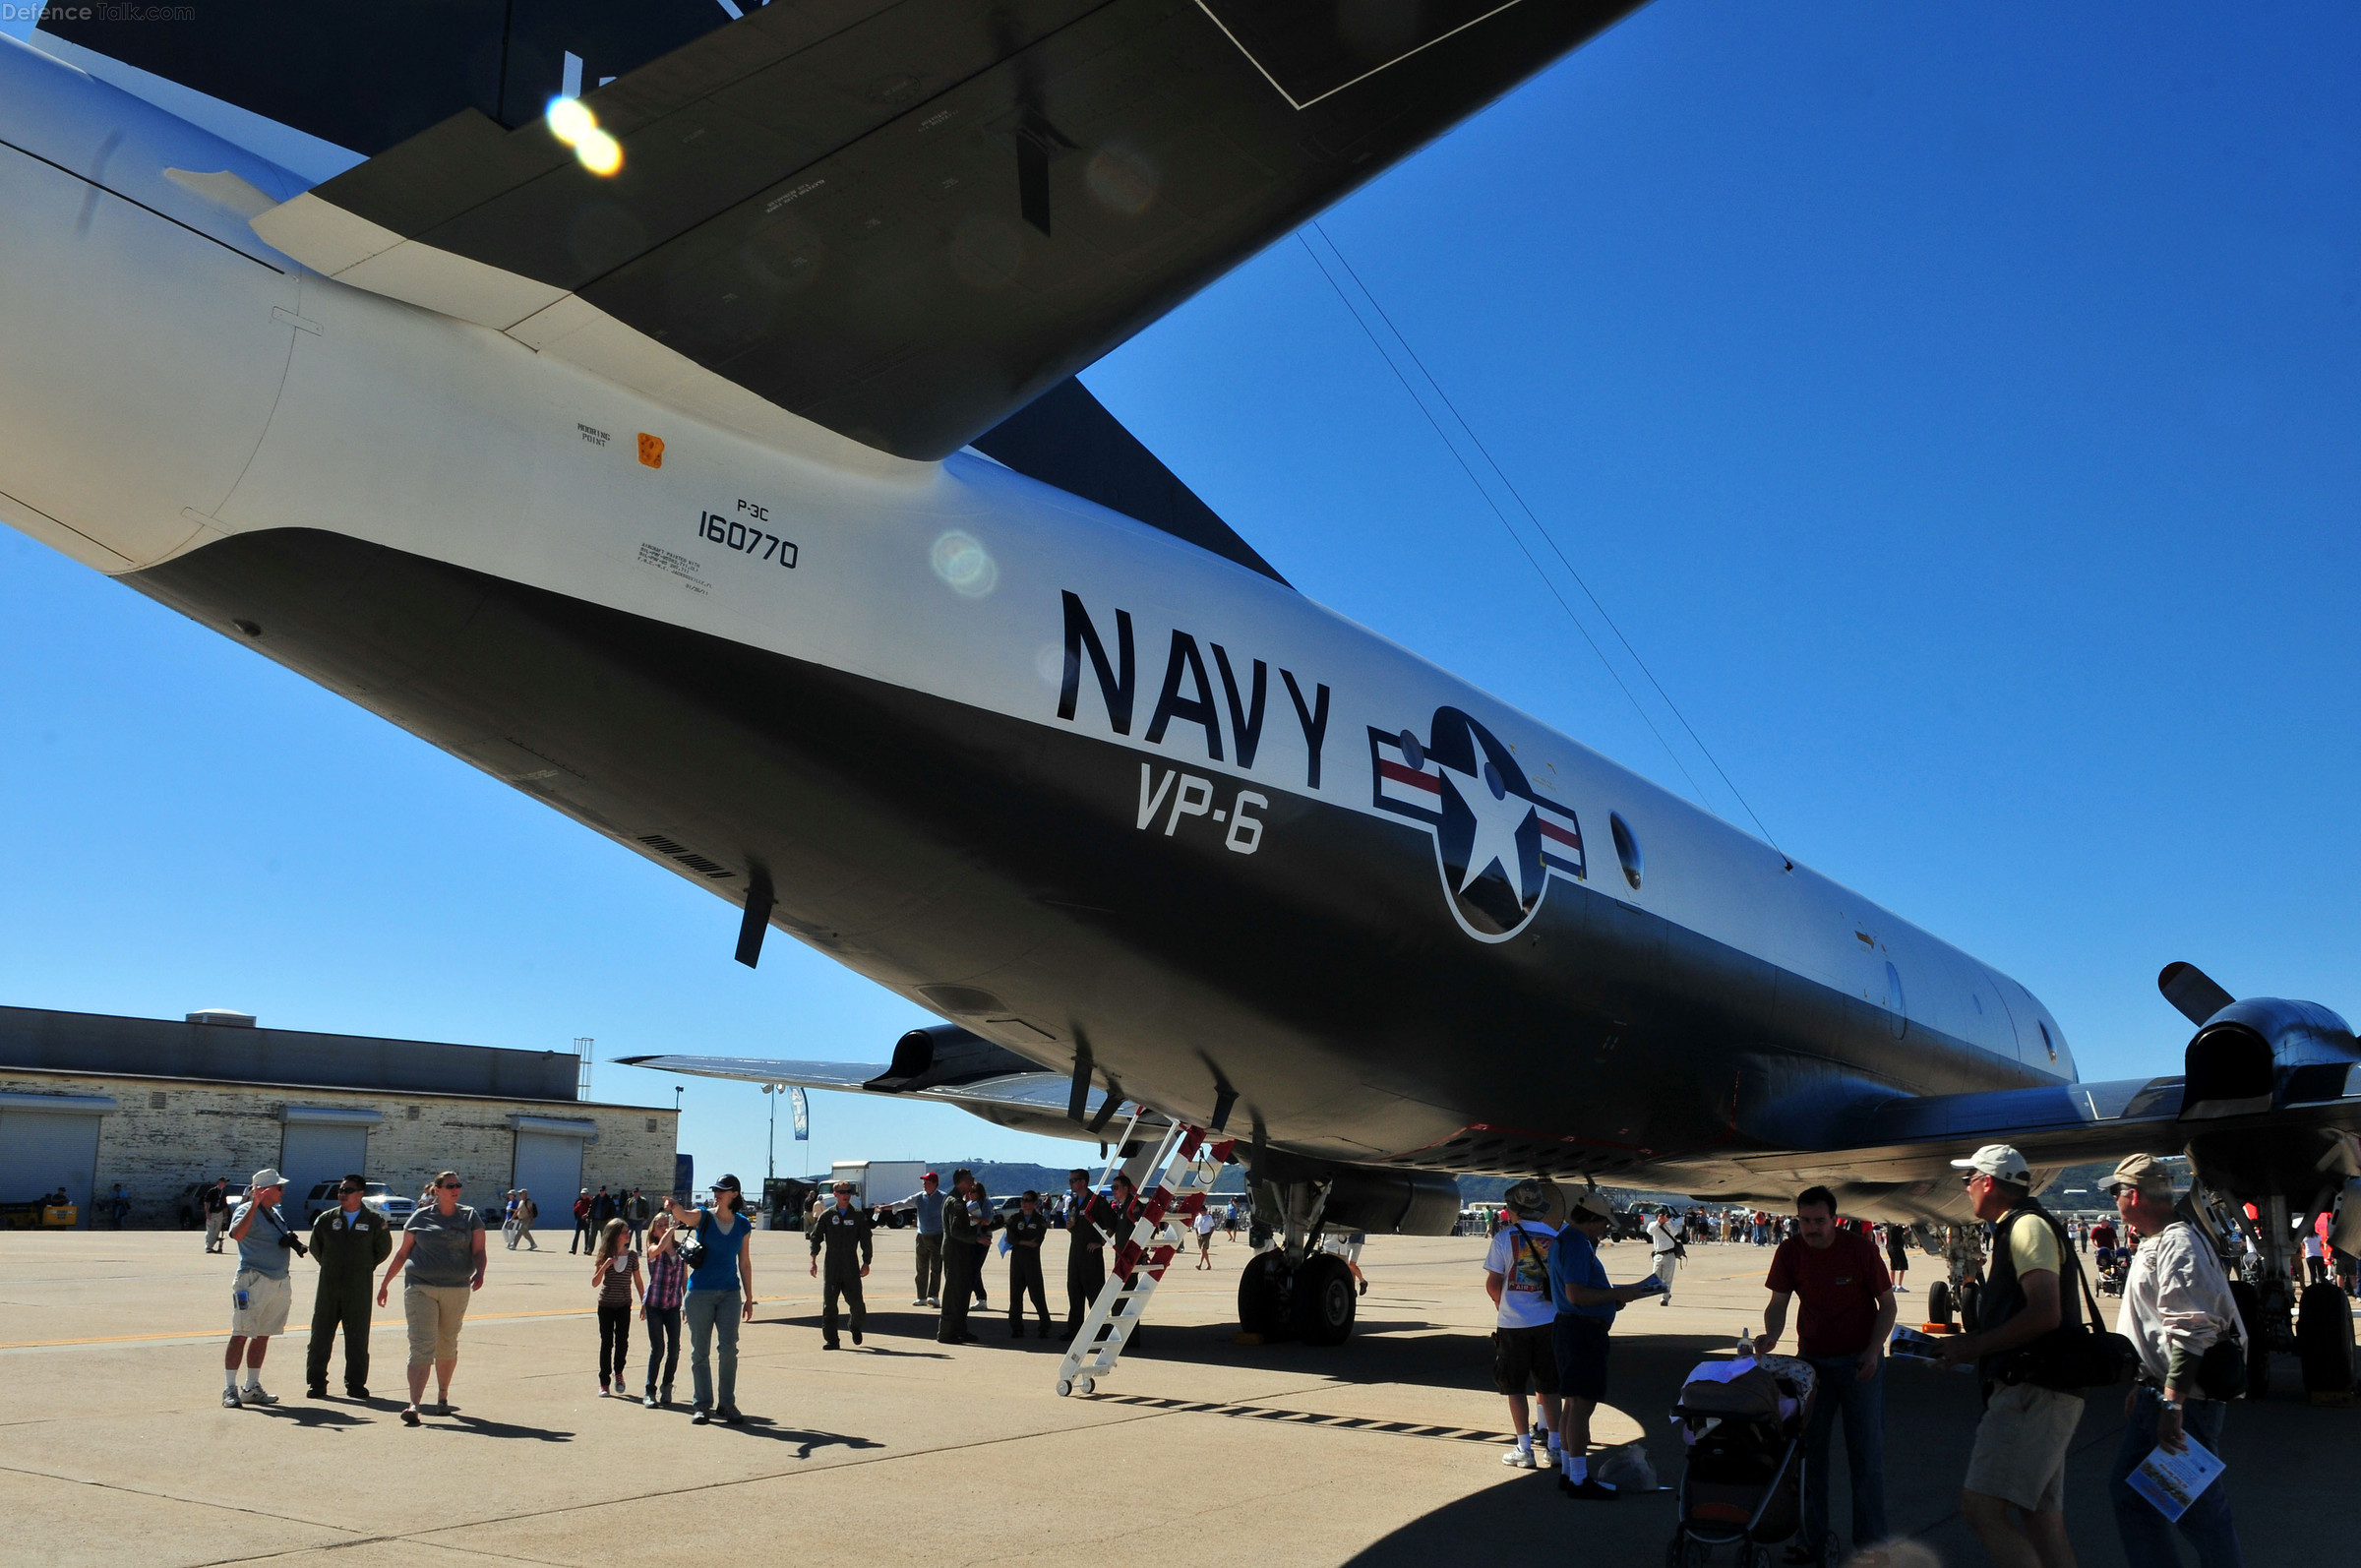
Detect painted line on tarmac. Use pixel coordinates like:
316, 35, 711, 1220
0, 1294, 823, 1351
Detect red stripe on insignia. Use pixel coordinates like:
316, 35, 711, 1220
1539, 820, 1581, 847
1377, 760, 1441, 793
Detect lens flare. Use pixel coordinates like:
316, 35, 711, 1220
575, 129, 624, 176
544, 96, 623, 176
544, 96, 594, 145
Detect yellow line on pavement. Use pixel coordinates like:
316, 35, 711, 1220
0, 1294, 819, 1350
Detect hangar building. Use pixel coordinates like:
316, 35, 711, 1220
0, 1003, 678, 1227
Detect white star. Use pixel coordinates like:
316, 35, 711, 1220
1437, 755, 1534, 903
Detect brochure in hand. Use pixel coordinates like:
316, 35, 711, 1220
1888, 1323, 1974, 1371
2126, 1431, 2225, 1523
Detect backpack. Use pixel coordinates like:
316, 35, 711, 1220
1991, 1207, 2139, 1392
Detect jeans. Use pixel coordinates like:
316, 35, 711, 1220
2109, 1387, 2242, 1568
1802, 1355, 1887, 1561
597, 1302, 632, 1384
643, 1304, 681, 1394
915, 1232, 942, 1300
684, 1289, 740, 1411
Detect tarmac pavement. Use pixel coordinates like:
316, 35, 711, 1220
0, 1226, 2347, 1566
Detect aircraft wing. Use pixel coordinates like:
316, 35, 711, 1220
1680, 1068, 2361, 1222
613, 1050, 1167, 1143
131, 0, 1648, 461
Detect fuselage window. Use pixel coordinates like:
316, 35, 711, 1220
1609, 813, 1642, 890
1884, 961, 1907, 1040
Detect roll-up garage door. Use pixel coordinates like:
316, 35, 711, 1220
0, 1094, 115, 1226
279, 1111, 377, 1222
511, 1131, 586, 1215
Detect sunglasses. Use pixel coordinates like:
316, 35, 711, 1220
438, 1181, 462, 1190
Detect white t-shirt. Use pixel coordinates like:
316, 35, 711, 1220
1195, 1211, 1216, 1236
1648, 1218, 1678, 1253
1483, 1221, 1561, 1330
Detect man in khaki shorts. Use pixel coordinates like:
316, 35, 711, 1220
221, 1168, 304, 1407
377, 1170, 486, 1426
1937, 1144, 2083, 1568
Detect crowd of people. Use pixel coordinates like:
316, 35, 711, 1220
1478, 1146, 2253, 1568
202, 1142, 2281, 1566
213, 1166, 759, 1426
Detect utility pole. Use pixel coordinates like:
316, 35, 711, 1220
761, 1084, 778, 1184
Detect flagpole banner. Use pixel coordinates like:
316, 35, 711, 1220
790, 1085, 809, 1141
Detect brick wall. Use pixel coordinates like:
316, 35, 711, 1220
0, 1068, 675, 1228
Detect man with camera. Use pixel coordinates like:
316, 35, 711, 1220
1935, 1145, 2083, 1568
305, 1173, 393, 1399
2104, 1153, 2245, 1566
221, 1168, 305, 1408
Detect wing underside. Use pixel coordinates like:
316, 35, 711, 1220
58, 0, 1641, 461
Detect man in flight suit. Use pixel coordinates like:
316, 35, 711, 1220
937, 1169, 983, 1344
1005, 1190, 1053, 1338
305, 1174, 393, 1398
1063, 1169, 1109, 1335
808, 1180, 873, 1349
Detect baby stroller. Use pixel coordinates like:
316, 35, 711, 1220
1666, 1354, 1823, 1568
2096, 1248, 2129, 1297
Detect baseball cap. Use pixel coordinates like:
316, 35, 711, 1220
922, 1171, 939, 1181
1567, 1188, 1614, 1224
2105, 1153, 2176, 1198
712, 1174, 743, 1193
250, 1167, 285, 1190
831, 1180, 852, 1193
1950, 1144, 2032, 1184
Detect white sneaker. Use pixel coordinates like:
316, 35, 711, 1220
1535, 1445, 1556, 1469
240, 1385, 277, 1406
912, 1297, 927, 1306
221, 1387, 242, 1408
1501, 1446, 1536, 1469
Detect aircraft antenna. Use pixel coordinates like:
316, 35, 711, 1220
1298, 223, 1784, 857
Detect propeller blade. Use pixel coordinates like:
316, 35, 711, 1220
2158, 961, 2236, 1026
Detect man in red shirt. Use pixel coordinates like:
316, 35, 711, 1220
1755, 1186, 1895, 1567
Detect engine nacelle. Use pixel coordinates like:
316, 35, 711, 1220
863, 1024, 1041, 1093
1320, 1167, 1464, 1236
2181, 997, 2359, 1120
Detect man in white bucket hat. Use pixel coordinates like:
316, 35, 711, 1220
221, 1167, 304, 1408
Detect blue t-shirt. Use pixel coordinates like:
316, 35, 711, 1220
1547, 1226, 1618, 1321
911, 1189, 946, 1236
689, 1209, 752, 1293
231, 1201, 294, 1279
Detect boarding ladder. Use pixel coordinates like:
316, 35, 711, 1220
1055, 1121, 1234, 1396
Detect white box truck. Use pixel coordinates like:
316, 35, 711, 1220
829, 1160, 932, 1228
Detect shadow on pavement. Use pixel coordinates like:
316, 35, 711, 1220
441, 1414, 575, 1442
726, 1419, 886, 1459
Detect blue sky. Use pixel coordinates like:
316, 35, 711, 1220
3, 4, 2355, 1186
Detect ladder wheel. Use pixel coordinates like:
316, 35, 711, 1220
1056, 1378, 1072, 1398
1075, 1375, 1096, 1396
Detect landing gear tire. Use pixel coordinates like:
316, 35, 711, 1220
1291, 1253, 1358, 1347
1239, 1250, 1293, 1341
1959, 1280, 1982, 1335
1926, 1280, 1953, 1328
2230, 1282, 2270, 1400
2296, 1282, 2357, 1396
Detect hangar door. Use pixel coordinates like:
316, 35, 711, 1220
279, 1108, 382, 1219
511, 1117, 597, 1217
0, 1093, 115, 1226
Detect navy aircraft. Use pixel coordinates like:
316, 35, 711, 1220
3, 4, 2354, 1366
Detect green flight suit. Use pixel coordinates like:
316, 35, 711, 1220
306, 1204, 394, 1392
